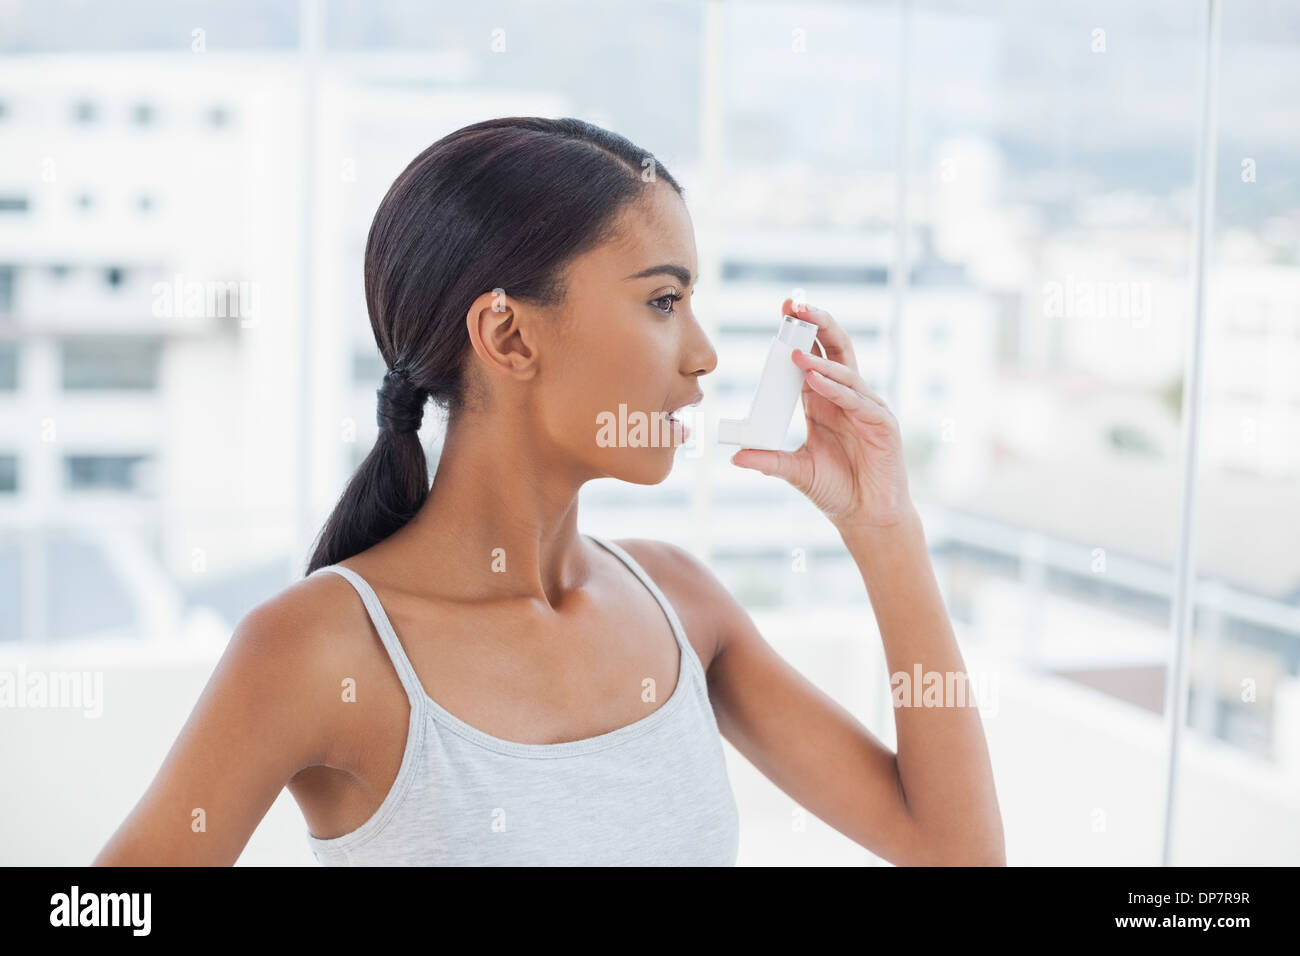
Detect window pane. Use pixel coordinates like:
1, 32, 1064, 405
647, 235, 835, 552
64, 454, 154, 493
0, 537, 18, 640
60, 336, 161, 390
0, 340, 17, 389
1171, 0, 1300, 866
710, 0, 900, 605
906, 0, 1205, 864
0, 265, 14, 313
700, 0, 902, 865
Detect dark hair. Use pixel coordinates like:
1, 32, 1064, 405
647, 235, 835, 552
304, 117, 683, 575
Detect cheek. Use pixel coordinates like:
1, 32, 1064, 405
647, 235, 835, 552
542, 341, 632, 450
541, 315, 677, 461
560, 322, 660, 403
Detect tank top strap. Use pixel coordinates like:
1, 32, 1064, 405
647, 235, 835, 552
311, 564, 429, 711
584, 534, 706, 680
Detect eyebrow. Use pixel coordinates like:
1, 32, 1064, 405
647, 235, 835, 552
624, 264, 693, 287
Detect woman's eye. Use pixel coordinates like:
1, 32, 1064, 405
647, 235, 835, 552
651, 293, 683, 315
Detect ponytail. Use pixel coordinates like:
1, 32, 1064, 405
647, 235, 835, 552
304, 367, 431, 574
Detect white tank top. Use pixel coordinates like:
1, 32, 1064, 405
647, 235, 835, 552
303, 534, 741, 865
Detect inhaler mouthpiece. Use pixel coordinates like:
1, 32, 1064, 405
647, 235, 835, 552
717, 313, 819, 450
716, 418, 744, 445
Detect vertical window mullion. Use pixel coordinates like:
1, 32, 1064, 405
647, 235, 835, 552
1159, 0, 1221, 868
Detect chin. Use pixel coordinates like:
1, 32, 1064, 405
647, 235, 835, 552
597, 445, 680, 485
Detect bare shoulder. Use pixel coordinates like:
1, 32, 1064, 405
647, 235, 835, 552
237, 570, 362, 678
229, 568, 387, 770
607, 537, 743, 674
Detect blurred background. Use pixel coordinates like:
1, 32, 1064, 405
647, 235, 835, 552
0, 0, 1297, 866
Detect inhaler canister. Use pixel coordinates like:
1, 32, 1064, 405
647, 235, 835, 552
717, 314, 819, 450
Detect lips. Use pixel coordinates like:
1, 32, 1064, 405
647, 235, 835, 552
666, 412, 691, 442
665, 392, 703, 443
666, 392, 704, 418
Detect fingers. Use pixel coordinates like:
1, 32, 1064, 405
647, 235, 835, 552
791, 345, 873, 401
731, 447, 804, 484
801, 360, 895, 427
781, 298, 859, 373
793, 346, 893, 415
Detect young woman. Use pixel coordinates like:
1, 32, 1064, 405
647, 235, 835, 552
93, 117, 1003, 866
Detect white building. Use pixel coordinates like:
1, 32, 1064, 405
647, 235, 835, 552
0, 53, 304, 640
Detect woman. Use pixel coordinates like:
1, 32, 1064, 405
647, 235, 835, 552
93, 117, 1004, 866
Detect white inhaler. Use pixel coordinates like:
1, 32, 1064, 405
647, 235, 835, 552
717, 313, 819, 450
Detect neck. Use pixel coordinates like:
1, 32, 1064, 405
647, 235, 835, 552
384, 409, 595, 610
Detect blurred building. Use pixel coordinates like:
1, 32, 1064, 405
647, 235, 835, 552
0, 53, 303, 641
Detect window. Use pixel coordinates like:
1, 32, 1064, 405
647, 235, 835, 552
894, 0, 1208, 866
352, 350, 385, 384
0, 0, 1292, 869
0, 195, 28, 213
71, 99, 96, 123
1172, 0, 1300, 864
721, 260, 889, 284
64, 454, 153, 493
0, 340, 16, 389
0, 454, 15, 493
60, 336, 162, 390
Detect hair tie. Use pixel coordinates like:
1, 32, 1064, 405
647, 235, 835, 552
376, 365, 428, 433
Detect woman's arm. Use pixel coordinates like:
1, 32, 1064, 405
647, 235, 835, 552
839, 506, 1005, 864
647, 528, 1002, 866
92, 593, 335, 865
709, 296, 1004, 865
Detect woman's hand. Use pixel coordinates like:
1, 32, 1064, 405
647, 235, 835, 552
730, 298, 913, 532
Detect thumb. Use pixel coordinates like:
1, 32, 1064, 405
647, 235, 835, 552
731, 449, 794, 480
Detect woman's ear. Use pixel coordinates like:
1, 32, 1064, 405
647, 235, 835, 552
465, 289, 539, 382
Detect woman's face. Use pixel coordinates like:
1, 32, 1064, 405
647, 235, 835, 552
532, 180, 718, 484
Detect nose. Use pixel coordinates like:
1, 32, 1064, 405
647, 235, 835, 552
684, 318, 718, 379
